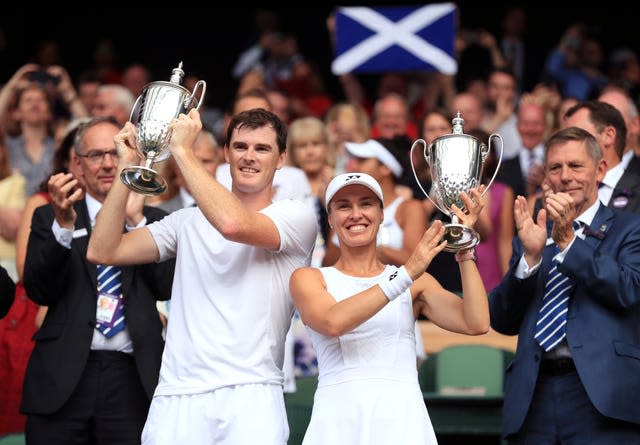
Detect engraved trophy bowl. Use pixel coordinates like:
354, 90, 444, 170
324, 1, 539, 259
120, 62, 206, 195
410, 112, 503, 252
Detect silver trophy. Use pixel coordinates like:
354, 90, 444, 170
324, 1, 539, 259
120, 62, 206, 195
410, 112, 503, 252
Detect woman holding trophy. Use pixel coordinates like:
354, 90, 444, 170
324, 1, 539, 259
289, 172, 489, 445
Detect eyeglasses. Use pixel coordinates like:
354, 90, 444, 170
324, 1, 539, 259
76, 149, 119, 164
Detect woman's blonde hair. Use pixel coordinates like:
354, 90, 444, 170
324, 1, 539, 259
287, 116, 330, 167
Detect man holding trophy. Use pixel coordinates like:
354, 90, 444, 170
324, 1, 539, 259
88, 103, 316, 444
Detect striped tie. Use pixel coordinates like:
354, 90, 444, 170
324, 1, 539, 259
534, 223, 580, 351
95, 264, 125, 337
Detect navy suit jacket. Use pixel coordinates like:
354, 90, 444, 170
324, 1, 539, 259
489, 203, 640, 436
21, 200, 175, 414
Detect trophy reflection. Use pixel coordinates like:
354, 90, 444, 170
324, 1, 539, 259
410, 112, 503, 252
120, 62, 206, 195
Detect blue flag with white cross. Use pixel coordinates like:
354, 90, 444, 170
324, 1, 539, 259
332, 3, 458, 75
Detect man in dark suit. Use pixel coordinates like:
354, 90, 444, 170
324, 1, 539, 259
21, 116, 174, 445
494, 101, 547, 199
0, 264, 15, 319
597, 87, 640, 212
564, 100, 640, 214
490, 127, 640, 444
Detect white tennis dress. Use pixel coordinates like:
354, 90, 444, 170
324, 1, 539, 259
302, 266, 438, 445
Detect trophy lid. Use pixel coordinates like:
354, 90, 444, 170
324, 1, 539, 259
452, 112, 465, 134
169, 62, 185, 85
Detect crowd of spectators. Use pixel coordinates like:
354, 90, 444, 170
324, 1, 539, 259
2, 4, 640, 442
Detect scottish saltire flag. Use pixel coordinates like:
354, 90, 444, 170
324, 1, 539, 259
332, 3, 457, 75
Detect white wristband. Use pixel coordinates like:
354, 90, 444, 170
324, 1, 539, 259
378, 266, 413, 301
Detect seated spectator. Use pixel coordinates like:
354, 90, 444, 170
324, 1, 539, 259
324, 102, 371, 176
0, 80, 56, 197
121, 62, 151, 98
370, 92, 417, 140
543, 23, 608, 100
91, 84, 135, 125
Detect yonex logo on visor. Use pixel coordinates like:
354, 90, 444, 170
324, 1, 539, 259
325, 172, 384, 210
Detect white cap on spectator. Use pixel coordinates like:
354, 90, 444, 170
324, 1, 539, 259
344, 139, 403, 177
325, 172, 384, 210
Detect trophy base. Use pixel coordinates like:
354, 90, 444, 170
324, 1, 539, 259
442, 223, 480, 253
120, 166, 167, 196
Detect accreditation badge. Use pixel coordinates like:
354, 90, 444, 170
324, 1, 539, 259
96, 292, 119, 323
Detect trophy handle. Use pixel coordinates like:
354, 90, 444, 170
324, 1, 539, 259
190, 80, 207, 110
410, 138, 448, 215
483, 133, 504, 196
129, 94, 143, 123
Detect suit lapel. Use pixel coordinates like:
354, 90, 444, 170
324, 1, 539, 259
73, 200, 97, 289
537, 221, 556, 283
120, 261, 133, 298
74, 200, 138, 309
584, 203, 614, 250
74, 200, 132, 291
118, 217, 133, 296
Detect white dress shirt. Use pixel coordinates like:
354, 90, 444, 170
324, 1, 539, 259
599, 162, 625, 205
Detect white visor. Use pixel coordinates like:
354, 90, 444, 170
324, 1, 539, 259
325, 172, 384, 210
344, 139, 403, 177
